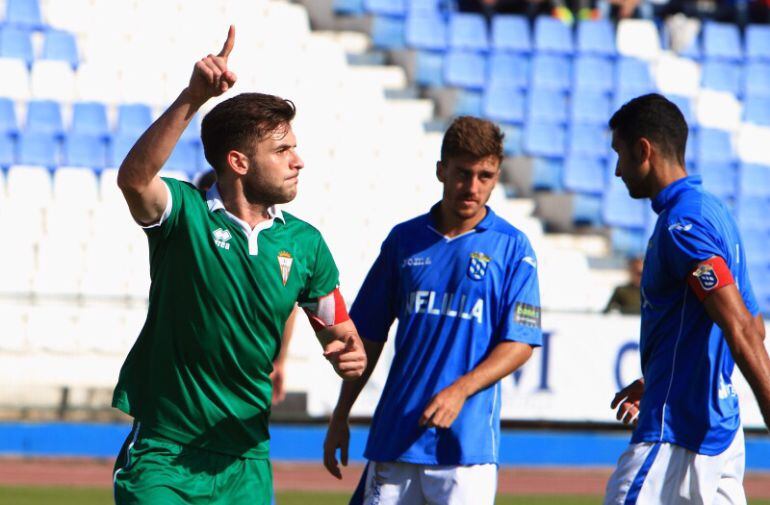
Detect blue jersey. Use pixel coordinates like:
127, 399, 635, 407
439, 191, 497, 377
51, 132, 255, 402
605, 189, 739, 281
633, 176, 759, 455
350, 205, 542, 465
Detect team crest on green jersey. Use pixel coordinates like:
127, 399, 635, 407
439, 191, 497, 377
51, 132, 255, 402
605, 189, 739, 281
468, 252, 491, 280
278, 251, 293, 286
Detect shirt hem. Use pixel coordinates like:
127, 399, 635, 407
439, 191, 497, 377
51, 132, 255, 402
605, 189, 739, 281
630, 428, 738, 456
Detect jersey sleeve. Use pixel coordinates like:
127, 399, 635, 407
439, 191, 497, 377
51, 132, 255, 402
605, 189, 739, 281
496, 236, 543, 346
349, 230, 399, 343
662, 217, 724, 280
297, 232, 340, 303
142, 177, 189, 240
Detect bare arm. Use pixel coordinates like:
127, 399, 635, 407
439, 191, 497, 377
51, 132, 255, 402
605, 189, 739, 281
315, 319, 367, 381
420, 341, 533, 428
703, 285, 770, 429
116, 26, 236, 225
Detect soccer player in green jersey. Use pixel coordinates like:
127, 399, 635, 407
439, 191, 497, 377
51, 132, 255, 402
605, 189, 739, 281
112, 26, 367, 504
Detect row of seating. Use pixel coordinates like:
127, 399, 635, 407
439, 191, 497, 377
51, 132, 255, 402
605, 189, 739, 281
0, 25, 78, 66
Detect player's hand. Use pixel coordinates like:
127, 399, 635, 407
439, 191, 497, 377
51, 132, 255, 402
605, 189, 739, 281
419, 383, 468, 429
323, 413, 350, 480
611, 378, 645, 426
324, 334, 367, 380
187, 25, 237, 105
270, 362, 286, 405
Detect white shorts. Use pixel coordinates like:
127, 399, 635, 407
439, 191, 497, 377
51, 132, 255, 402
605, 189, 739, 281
604, 428, 746, 505
355, 461, 497, 505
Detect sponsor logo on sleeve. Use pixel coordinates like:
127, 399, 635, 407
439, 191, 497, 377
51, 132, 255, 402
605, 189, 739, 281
693, 264, 718, 291
514, 302, 541, 328
468, 252, 491, 280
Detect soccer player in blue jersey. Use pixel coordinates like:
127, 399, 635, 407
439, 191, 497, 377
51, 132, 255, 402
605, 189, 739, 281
322, 116, 542, 504
604, 94, 770, 504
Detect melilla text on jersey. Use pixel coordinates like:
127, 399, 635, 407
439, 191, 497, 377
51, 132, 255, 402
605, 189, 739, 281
405, 290, 484, 324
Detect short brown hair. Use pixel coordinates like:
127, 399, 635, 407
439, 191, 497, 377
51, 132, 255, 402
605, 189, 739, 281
440, 116, 504, 164
201, 93, 296, 175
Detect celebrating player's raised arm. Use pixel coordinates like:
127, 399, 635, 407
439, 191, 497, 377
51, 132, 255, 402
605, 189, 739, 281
117, 26, 236, 226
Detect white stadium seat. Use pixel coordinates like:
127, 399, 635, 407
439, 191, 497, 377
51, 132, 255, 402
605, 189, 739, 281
6, 165, 53, 212
695, 90, 742, 131
75, 62, 122, 104
617, 19, 662, 61
0, 58, 31, 100
31, 61, 77, 101
0, 304, 28, 352
52, 167, 100, 210
27, 306, 80, 354
654, 53, 700, 97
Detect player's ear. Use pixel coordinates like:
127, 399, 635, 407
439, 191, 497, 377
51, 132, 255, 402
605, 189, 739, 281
227, 150, 250, 176
638, 137, 652, 165
436, 161, 446, 183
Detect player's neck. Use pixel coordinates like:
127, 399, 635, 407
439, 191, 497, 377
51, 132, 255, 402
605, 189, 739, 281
649, 163, 688, 200
217, 181, 273, 229
434, 201, 487, 238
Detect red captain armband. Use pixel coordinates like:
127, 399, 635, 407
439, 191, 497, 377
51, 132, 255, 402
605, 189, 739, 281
687, 257, 735, 302
301, 288, 350, 332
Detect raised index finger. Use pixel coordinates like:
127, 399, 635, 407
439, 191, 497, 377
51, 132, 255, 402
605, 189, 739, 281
218, 25, 235, 59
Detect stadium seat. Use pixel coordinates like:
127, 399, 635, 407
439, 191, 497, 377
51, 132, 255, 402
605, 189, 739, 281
697, 128, 735, 164
570, 90, 611, 125
41, 30, 79, 68
572, 194, 603, 225
5, 0, 44, 29
71, 102, 109, 137
448, 13, 487, 51
667, 95, 697, 127
702, 21, 743, 61
25, 100, 64, 136
746, 24, 770, 62
698, 162, 737, 200
414, 50, 444, 86
491, 15, 530, 53
610, 227, 647, 257
616, 58, 655, 95
616, 19, 661, 61
333, 0, 365, 15
75, 63, 122, 103
482, 85, 525, 123
63, 134, 108, 169
0, 243, 35, 294
654, 54, 700, 98
744, 96, 770, 126
408, 0, 443, 13
576, 19, 616, 56
16, 132, 58, 167
532, 157, 564, 191
695, 89, 742, 131
370, 15, 406, 50
738, 163, 770, 197
737, 195, 769, 229
0, 306, 27, 352
405, 11, 447, 51
30, 60, 76, 101
165, 141, 200, 174
0, 26, 33, 65
452, 90, 482, 116
701, 60, 742, 96
574, 55, 614, 94
524, 122, 566, 157
0, 58, 30, 100
499, 123, 523, 155
0, 134, 15, 167
534, 16, 573, 55
444, 50, 486, 89
531, 54, 571, 91
563, 155, 606, 194
568, 125, 609, 158
685, 128, 697, 165
116, 104, 153, 137
0, 98, 19, 135
6, 165, 52, 209
487, 52, 529, 89
108, 134, 139, 168
602, 185, 646, 228
364, 0, 406, 16
527, 88, 568, 124
745, 62, 770, 98
52, 166, 99, 207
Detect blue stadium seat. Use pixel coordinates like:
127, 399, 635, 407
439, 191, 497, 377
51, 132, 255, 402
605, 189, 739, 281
63, 134, 107, 169
41, 30, 79, 68
364, 0, 406, 16
744, 96, 770, 126
405, 12, 447, 50
616, 58, 655, 95
532, 157, 564, 191
491, 15, 530, 53
738, 163, 770, 198
71, 102, 109, 137
180, 114, 201, 143
685, 128, 697, 165
698, 162, 737, 200
487, 53, 529, 89
574, 55, 614, 93
0, 98, 19, 135
371, 15, 406, 49
25, 100, 64, 136
576, 19, 616, 56
534, 16, 573, 55
745, 63, 770, 97
448, 13, 487, 51
603, 185, 646, 229
116, 104, 153, 137
524, 122, 566, 157
0, 26, 33, 65
0, 134, 15, 167
572, 194, 603, 225
108, 134, 138, 167
414, 50, 444, 86
482, 85, 525, 123
333, 0, 365, 15
5, 0, 43, 29
453, 90, 483, 116
563, 155, 606, 194
570, 90, 611, 125
527, 88, 568, 124
17, 132, 58, 167
667, 95, 696, 127
165, 141, 200, 175
531, 54, 571, 91
409, 0, 443, 13
444, 50, 486, 89
702, 21, 743, 61
567, 125, 609, 158
697, 129, 734, 163
737, 196, 770, 230
701, 60, 742, 95
746, 24, 770, 62
499, 123, 523, 156
610, 227, 647, 257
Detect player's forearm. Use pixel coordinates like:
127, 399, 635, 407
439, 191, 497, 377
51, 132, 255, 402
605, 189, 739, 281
117, 88, 203, 192
727, 325, 770, 426
331, 339, 384, 420
453, 341, 533, 398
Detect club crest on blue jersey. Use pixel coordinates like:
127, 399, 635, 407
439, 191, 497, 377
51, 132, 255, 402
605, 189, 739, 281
467, 252, 491, 280
693, 264, 718, 290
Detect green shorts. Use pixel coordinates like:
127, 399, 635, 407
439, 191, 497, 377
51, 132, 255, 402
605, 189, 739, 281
113, 422, 273, 505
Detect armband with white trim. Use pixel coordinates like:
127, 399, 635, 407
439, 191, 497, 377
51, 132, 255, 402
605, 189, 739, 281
300, 288, 350, 332
687, 256, 735, 302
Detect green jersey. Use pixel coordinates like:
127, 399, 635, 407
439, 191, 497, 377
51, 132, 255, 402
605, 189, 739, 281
112, 177, 339, 459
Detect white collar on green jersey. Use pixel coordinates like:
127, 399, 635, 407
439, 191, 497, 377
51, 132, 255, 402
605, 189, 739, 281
205, 184, 285, 224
